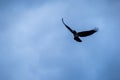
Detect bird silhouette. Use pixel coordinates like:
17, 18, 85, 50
62, 18, 98, 42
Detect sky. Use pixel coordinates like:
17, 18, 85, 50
0, 0, 120, 80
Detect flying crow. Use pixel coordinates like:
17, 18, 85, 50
62, 18, 98, 42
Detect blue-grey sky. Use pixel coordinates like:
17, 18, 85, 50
0, 0, 120, 80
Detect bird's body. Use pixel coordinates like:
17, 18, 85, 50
62, 18, 98, 42
72, 31, 82, 42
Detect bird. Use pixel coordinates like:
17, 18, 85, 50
62, 18, 98, 42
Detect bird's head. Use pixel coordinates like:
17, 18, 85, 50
72, 30, 77, 34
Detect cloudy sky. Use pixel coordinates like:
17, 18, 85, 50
0, 0, 120, 80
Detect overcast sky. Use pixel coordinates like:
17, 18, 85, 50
0, 0, 120, 80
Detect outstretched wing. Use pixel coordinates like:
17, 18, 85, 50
62, 18, 73, 33
78, 27, 98, 37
